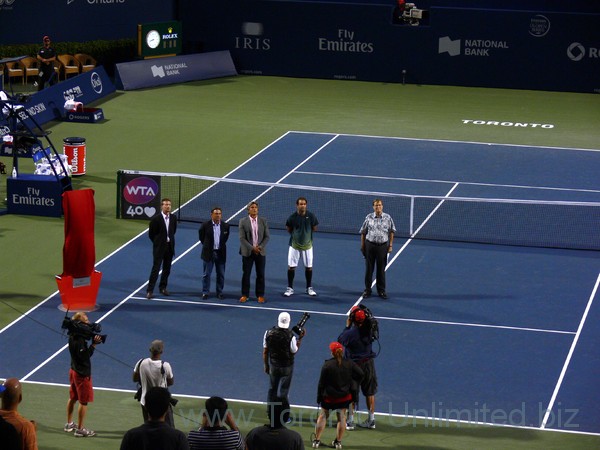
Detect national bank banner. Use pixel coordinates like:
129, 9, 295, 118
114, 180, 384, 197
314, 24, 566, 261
184, 1, 600, 93
115, 51, 237, 90
0, 66, 116, 130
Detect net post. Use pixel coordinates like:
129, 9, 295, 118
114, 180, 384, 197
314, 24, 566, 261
409, 196, 414, 235
177, 174, 182, 221
116, 169, 122, 218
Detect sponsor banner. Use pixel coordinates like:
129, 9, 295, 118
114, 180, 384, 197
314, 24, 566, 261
0, 66, 115, 129
119, 173, 161, 220
114, 51, 237, 90
7, 174, 63, 217
185, 1, 600, 93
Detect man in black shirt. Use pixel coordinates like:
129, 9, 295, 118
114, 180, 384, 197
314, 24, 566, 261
36, 35, 57, 91
262, 312, 305, 421
64, 312, 102, 438
121, 387, 189, 450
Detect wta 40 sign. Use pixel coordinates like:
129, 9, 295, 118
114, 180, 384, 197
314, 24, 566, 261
118, 172, 161, 220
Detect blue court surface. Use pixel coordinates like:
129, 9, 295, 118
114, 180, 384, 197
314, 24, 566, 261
2, 132, 599, 435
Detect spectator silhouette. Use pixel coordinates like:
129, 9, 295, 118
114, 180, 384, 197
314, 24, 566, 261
121, 386, 189, 450
188, 396, 244, 449
245, 399, 303, 450
0, 378, 38, 450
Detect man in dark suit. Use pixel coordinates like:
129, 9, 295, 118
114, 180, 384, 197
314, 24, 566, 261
198, 206, 230, 300
147, 198, 177, 299
238, 201, 270, 304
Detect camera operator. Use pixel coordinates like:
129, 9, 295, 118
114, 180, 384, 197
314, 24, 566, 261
64, 312, 102, 438
133, 340, 175, 427
262, 312, 306, 422
337, 306, 378, 430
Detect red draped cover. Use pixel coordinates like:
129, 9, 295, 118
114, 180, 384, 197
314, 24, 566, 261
62, 189, 95, 277
57, 189, 101, 311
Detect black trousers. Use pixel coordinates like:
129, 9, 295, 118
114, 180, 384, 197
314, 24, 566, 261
364, 240, 388, 293
38, 64, 57, 91
241, 253, 266, 297
148, 244, 174, 292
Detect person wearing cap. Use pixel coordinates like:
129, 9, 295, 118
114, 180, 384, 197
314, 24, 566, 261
36, 35, 57, 91
0, 378, 38, 450
312, 342, 364, 449
360, 198, 396, 299
239, 201, 270, 304
337, 307, 378, 430
133, 340, 175, 427
262, 312, 306, 420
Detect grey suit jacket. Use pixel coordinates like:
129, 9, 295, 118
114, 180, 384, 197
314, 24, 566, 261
239, 215, 270, 257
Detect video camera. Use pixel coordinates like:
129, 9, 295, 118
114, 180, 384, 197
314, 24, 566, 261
292, 312, 310, 336
349, 304, 379, 342
61, 315, 107, 344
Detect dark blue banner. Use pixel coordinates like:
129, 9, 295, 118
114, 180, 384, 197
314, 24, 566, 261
0, 66, 116, 132
183, 1, 600, 93
0, 0, 175, 44
114, 51, 237, 90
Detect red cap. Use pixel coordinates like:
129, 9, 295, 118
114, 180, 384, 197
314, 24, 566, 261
354, 310, 366, 323
43, 36, 51, 42
329, 342, 344, 353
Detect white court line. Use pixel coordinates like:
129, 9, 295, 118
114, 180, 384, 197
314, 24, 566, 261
350, 182, 459, 314
288, 130, 600, 153
134, 295, 574, 336
296, 170, 600, 194
13, 378, 600, 437
227, 134, 340, 220
540, 272, 600, 429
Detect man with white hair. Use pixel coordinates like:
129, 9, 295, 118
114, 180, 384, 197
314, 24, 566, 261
262, 312, 306, 421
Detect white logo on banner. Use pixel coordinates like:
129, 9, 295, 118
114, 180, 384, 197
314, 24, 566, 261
438, 36, 461, 56
151, 65, 166, 78
439, 36, 509, 57
91, 72, 103, 93
528, 14, 551, 37
566, 42, 600, 62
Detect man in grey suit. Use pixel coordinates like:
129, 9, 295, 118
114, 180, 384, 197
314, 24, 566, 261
239, 201, 270, 303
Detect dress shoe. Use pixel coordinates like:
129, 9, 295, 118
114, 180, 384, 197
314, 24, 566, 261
378, 291, 388, 299
202, 294, 208, 300
258, 296, 266, 303
217, 293, 225, 300
240, 296, 248, 303
362, 290, 371, 298
146, 291, 153, 299
160, 288, 170, 296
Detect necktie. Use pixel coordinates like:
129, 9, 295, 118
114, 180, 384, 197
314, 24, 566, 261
252, 217, 258, 247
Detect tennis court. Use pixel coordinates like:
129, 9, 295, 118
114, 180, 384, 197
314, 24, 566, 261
2, 131, 599, 439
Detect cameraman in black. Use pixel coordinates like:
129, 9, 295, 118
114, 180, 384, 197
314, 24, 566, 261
64, 312, 102, 438
262, 312, 306, 421
337, 306, 378, 430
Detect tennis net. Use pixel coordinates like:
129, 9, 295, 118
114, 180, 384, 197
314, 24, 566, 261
117, 170, 600, 251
